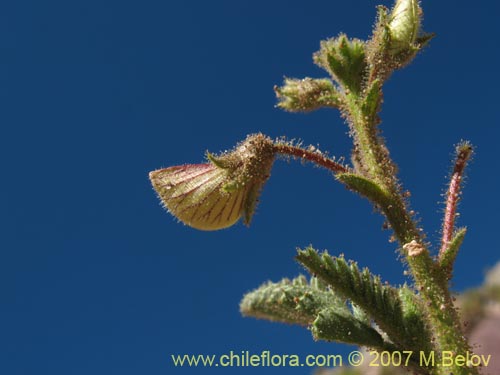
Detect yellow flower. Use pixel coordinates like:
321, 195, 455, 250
149, 134, 275, 231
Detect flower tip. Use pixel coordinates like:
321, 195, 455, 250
148, 169, 160, 181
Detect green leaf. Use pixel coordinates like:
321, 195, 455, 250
439, 227, 467, 279
399, 285, 433, 353
336, 172, 390, 204
351, 302, 370, 325
361, 79, 382, 125
415, 33, 435, 49
240, 275, 348, 326
296, 247, 408, 347
366, 6, 391, 68
312, 307, 384, 347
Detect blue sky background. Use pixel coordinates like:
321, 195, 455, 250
1, 1, 499, 374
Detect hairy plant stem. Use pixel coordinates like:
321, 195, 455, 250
344, 93, 391, 183
344, 92, 477, 375
273, 143, 349, 174
439, 145, 472, 258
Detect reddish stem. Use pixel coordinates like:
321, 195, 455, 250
273, 143, 349, 174
439, 144, 473, 258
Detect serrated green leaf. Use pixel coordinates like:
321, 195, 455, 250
240, 275, 347, 326
351, 303, 370, 325
312, 307, 384, 347
296, 247, 408, 347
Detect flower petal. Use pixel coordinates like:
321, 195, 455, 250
150, 164, 245, 230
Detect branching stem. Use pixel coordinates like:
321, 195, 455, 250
345, 92, 477, 375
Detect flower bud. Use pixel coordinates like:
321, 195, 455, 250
149, 134, 275, 231
388, 0, 421, 55
274, 78, 340, 112
314, 35, 367, 94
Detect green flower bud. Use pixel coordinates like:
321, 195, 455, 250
274, 78, 340, 112
388, 0, 421, 55
149, 134, 275, 231
313, 35, 367, 94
